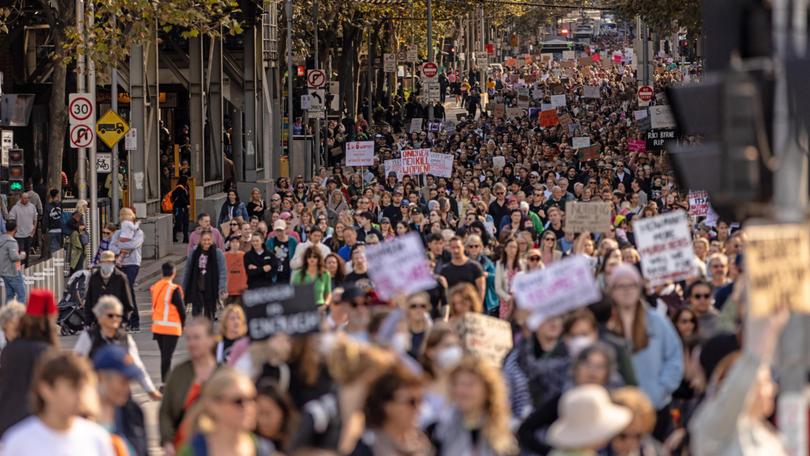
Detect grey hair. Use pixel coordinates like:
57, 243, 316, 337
92, 295, 123, 318
0, 301, 26, 329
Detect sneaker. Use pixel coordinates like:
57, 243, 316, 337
129, 327, 141, 333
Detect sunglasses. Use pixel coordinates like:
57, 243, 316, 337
692, 293, 711, 300
217, 395, 256, 408
678, 318, 696, 324
230, 223, 239, 227
544, 237, 556, 241
409, 302, 428, 310
528, 256, 541, 262
107, 313, 123, 320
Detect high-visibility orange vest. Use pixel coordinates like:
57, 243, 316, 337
151, 278, 183, 336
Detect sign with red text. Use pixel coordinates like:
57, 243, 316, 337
688, 191, 710, 217
345, 141, 375, 167
400, 148, 430, 175
539, 109, 559, 128
628, 139, 647, 153
456, 313, 513, 367
365, 233, 436, 300
512, 255, 602, 324
428, 152, 453, 178
634, 211, 695, 285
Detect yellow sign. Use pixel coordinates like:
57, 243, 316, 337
96, 110, 130, 149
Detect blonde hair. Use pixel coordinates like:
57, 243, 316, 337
119, 207, 136, 222
185, 367, 256, 434
451, 356, 517, 454
448, 283, 483, 316
74, 199, 88, 213
218, 304, 247, 340
325, 335, 395, 385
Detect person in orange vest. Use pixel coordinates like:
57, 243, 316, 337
224, 236, 248, 304
151, 262, 186, 383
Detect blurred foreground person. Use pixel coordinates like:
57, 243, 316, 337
547, 385, 632, 456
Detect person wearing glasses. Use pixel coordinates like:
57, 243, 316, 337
686, 280, 719, 339
73, 295, 160, 400
464, 235, 499, 317
92, 223, 118, 267
84, 250, 135, 328
487, 183, 509, 234
540, 232, 563, 265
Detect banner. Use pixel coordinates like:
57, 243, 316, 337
365, 233, 436, 299
744, 224, 810, 317
456, 313, 513, 366
564, 201, 613, 233
539, 109, 559, 128
687, 191, 710, 217
633, 211, 695, 285
627, 139, 647, 153
572, 137, 591, 149
550, 94, 567, 108
583, 85, 601, 99
428, 152, 453, 178
512, 255, 602, 323
242, 284, 319, 341
401, 148, 430, 175
345, 141, 375, 167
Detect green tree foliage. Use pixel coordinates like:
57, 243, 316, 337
614, 0, 701, 34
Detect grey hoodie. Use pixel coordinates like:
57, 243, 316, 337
0, 234, 21, 277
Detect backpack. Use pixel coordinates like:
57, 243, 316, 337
162, 190, 174, 213
61, 211, 73, 235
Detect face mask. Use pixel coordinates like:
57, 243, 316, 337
391, 332, 411, 354
436, 346, 463, 370
100, 263, 115, 277
566, 335, 596, 357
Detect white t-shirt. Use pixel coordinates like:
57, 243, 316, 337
0, 416, 114, 455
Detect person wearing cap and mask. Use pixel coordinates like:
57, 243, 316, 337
85, 250, 135, 329
0, 289, 60, 436
265, 219, 298, 284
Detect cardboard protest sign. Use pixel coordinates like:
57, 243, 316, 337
572, 137, 591, 149
551, 84, 566, 95
512, 255, 602, 323
507, 107, 526, 119
560, 60, 576, 69
633, 109, 648, 121
455, 313, 513, 366
564, 201, 613, 233
384, 159, 403, 180
562, 50, 576, 61
578, 143, 601, 161
558, 113, 574, 128
541, 53, 553, 63
428, 152, 453, 178
365, 233, 436, 299
493, 103, 506, 118
687, 191, 710, 217
242, 284, 319, 341
628, 139, 647, 153
345, 141, 375, 167
550, 94, 567, 108
578, 57, 593, 67
539, 110, 559, 128
744, 224, 810, 317
633, 211, 695, 285
409, 118, 423, 133
649, 105, 676, 129
583, 85, 601, 99
401, 148, 430, 175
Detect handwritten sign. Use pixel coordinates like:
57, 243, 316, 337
428, 152, 453, 178
384, 158, 403, 181
512, 255, 602, 324
578, 143, 601, 161
745, 224, 810, 317
583, 85, 601, 99
242, 284, 319, 341
455, 313, 513, 367
345, 141, 375, 167
633, 211, 695, 285
539, 109, 559, 128
365, 233, 436, 299
401, 148, 430, 175
565, 201, 613, 233
688, 191, 710, 217
550, 94, 567, 108
507, 107, 525, 119
409, 118, 423, 133
493, 103, 506, 118
628, 139, 647, 153
572, 137, 591, 149
558, 113, 574, 127
649, 105, 676, 129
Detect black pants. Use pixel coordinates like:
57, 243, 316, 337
653, 404, 673, 442
14, 236, 32, 267
154, 334, 179, 382
173, 206, 189, 242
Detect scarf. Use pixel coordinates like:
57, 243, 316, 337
190, 246, 219, 296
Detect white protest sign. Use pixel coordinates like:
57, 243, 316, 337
550, 94, 567, 108
409, 118, 423, 133
564, 201, 613, 233
583, 85, 601, 99
384, 159, 403, 181
744, 223, 810, 317
572, 137, 591, 149
687, 191, 710, 217
456, 313, 513, 367
633, 211, 695, 285
649, 105, 676, 129
345, 141, 375, 167
428, 152, 453, 178
365, 233, 436, 300
562, 50, 576, 61
512, 255, 602, 324
633, 109, 648, 121
400, 148, 430, 175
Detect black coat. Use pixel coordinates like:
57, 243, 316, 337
244, 248, 278, 289
85, 269, 135, 325
0, 339, 50, 436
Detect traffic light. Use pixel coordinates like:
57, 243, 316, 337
7, 148, 22, 193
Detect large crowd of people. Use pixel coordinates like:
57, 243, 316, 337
0, 31, 799, 456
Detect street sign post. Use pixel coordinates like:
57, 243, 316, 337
421, 61, 438, 81
637, 85, 654, 106
95, 110, 130, 149
68, 93, 96, 148
384, 53, 397, 72
306, 69, 326, 89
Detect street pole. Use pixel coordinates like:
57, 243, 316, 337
286, 0, 293, 158
427, 0, 434, 122
110, 22, 119, 224
367, 28, 373, 125
87, 0, 98, 256
76, 0, 86, 201
773, 0, 809, 453
313, 0, 320, 171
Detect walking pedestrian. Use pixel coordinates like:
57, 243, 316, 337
151, 262, 186, 383
0, 220, 26, 302
42, 189, 63, 259
110, 208, 144, 332
172, 176, 191, 243
182, 230, 227, 319
85, 251, 135, 328
8, 191, 38, 267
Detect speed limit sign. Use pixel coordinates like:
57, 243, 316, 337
69, 93, 95, 128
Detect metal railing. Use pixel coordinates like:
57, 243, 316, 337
0, 249, 66, 306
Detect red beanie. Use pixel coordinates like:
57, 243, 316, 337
26, 289, 57, 317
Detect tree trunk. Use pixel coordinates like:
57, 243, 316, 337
339, 20, 361, 119
47, 61, 68, 193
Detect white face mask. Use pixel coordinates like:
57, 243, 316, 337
566, 335, 596, 357
391, 332, 411, 354
435, 346, 463, 371
100, 263, 115, 277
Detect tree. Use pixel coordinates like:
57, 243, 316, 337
614, 0, 701, 35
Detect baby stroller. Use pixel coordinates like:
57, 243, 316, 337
58, 270, 90, 336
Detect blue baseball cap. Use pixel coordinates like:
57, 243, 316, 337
92, 345, 143, 380
400, 198, 411, 207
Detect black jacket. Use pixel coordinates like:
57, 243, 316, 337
85, 269, 135, 325
244, 248, 278, 289
0, 339, 50, 436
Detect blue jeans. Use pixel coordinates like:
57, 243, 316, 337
49, 232, 63, 254
120, 264, 140, 329
2, 274, 26, 303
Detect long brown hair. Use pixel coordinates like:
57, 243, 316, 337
18, 314, 59, 348
608, 299, 649, 352
303, 246, 324, 275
